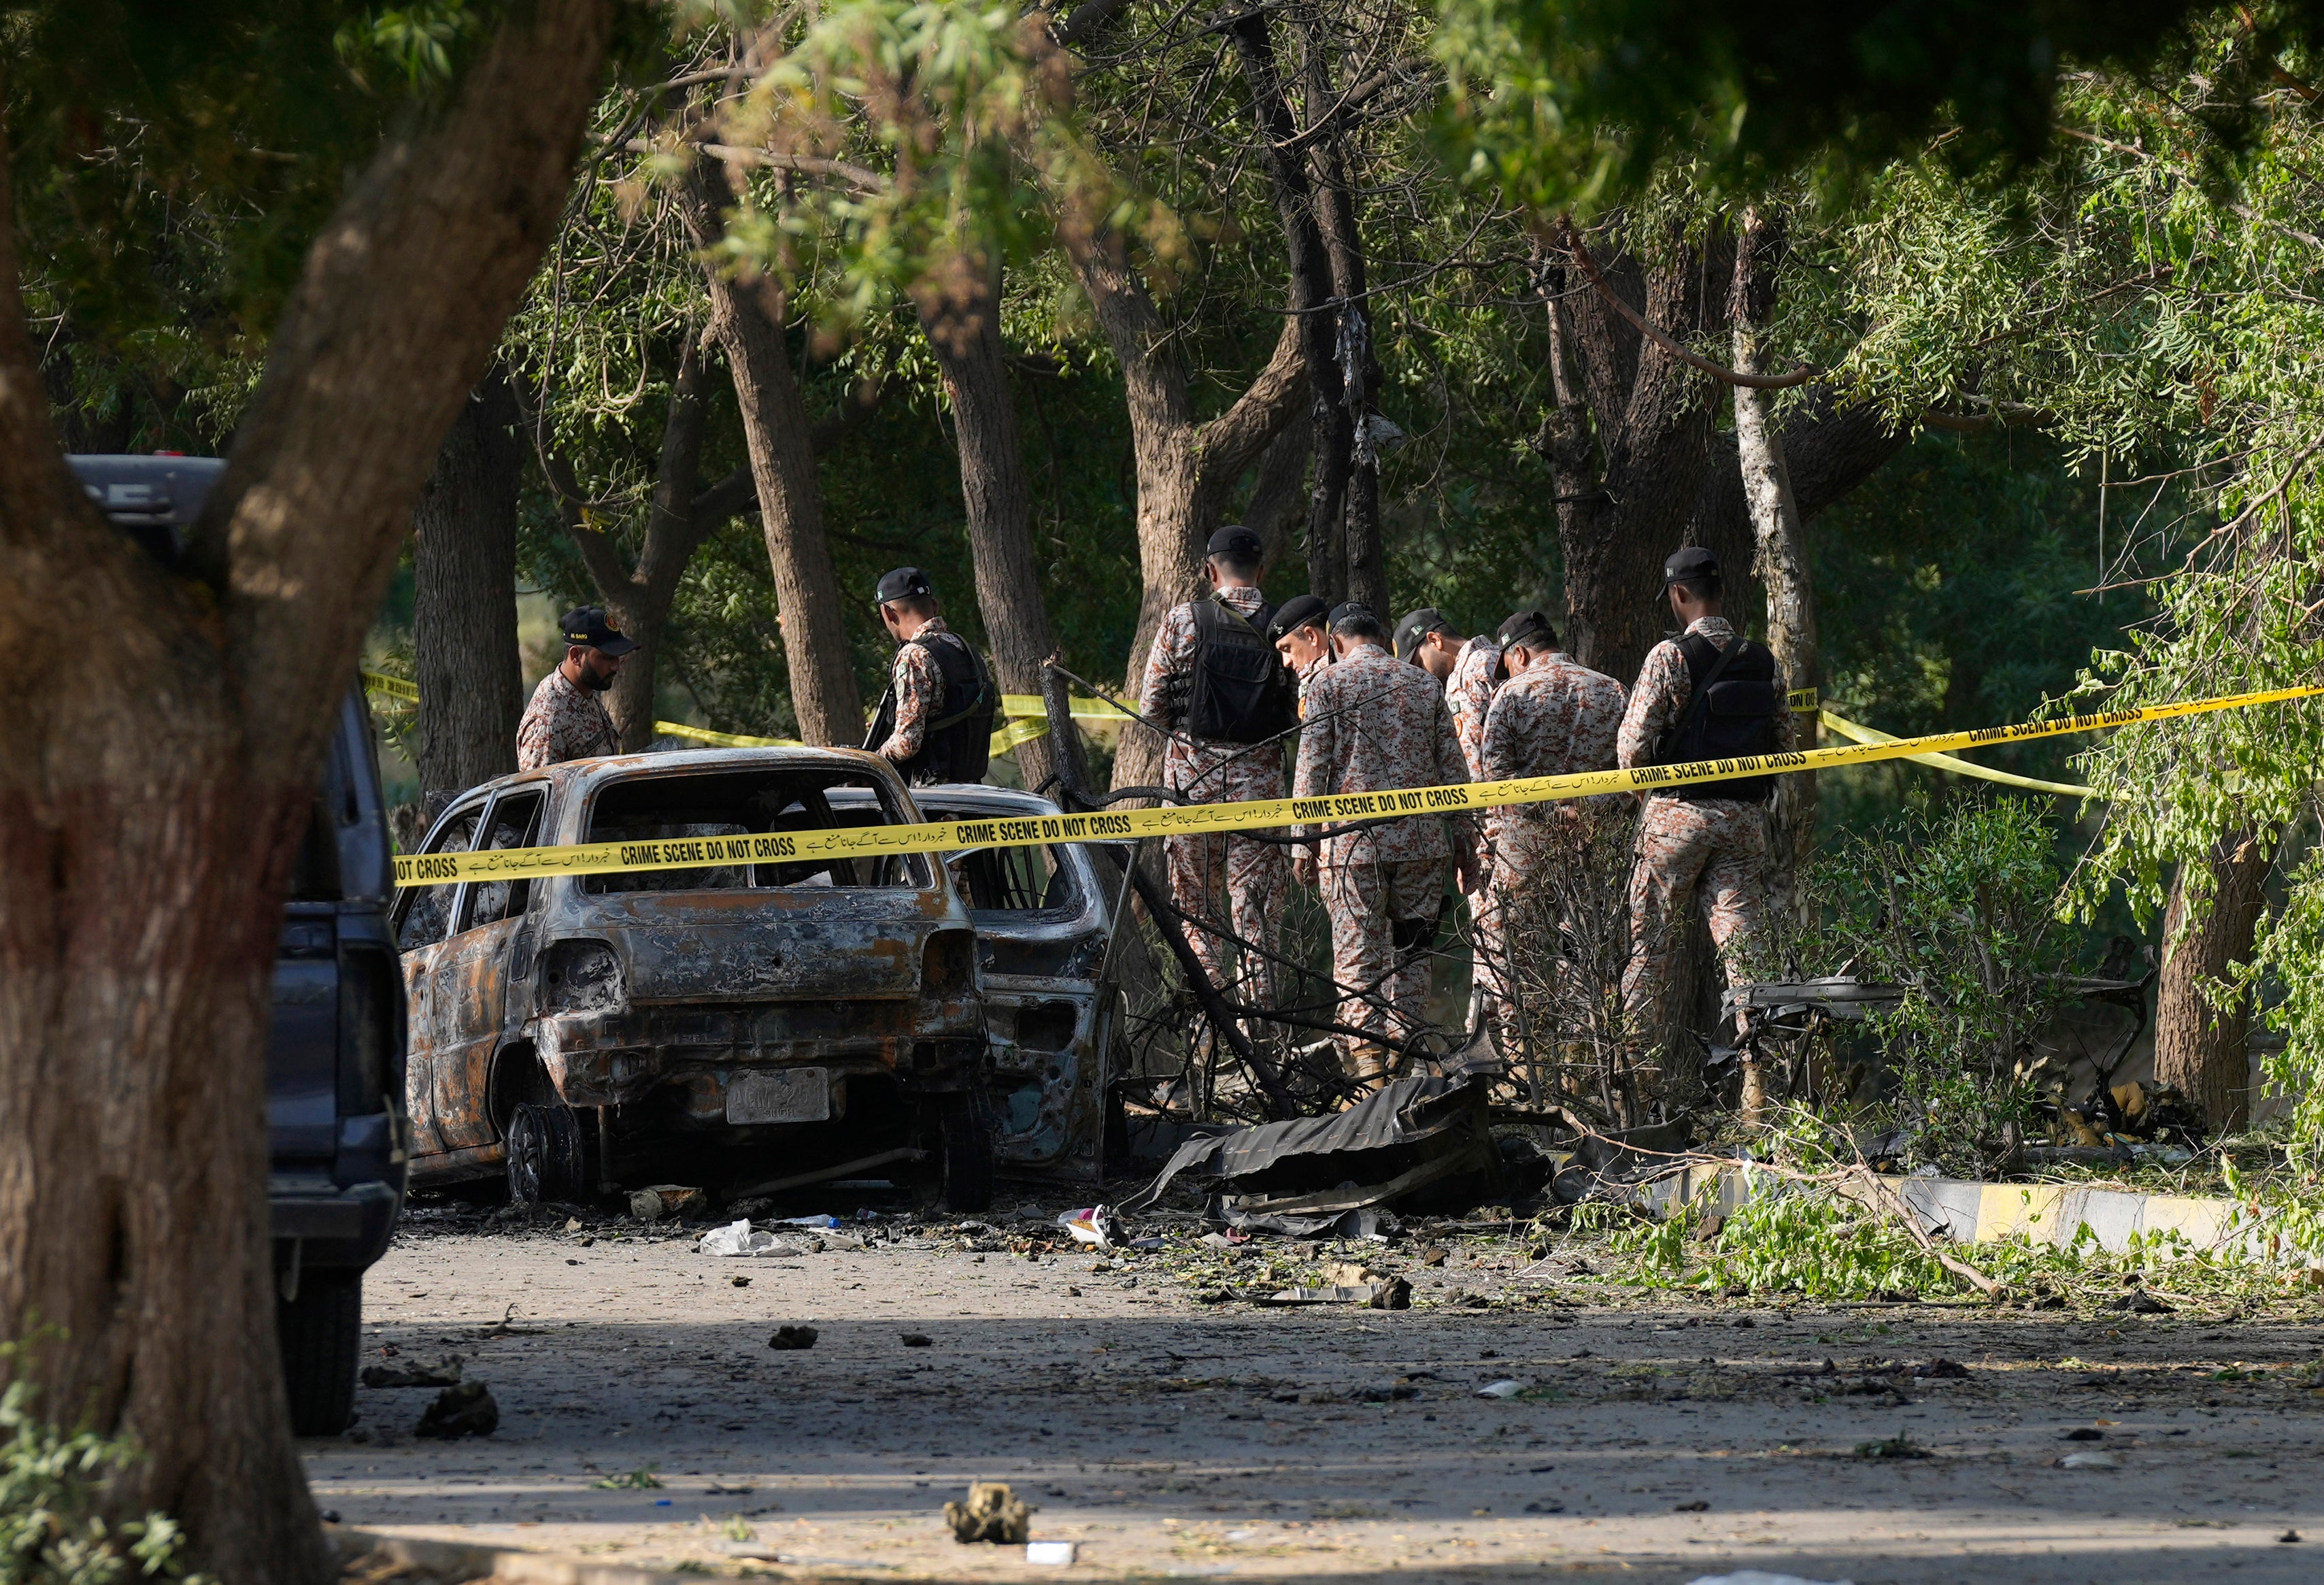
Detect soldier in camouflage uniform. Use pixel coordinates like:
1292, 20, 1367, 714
1396, 607, 1506, 1031
1268, 594, 1332, 718
1616, 548, 1793, 1089
1292, 605, 1473, 1093
1140, 527, 1292, 1011
516, 605, 635, 770
1472, 610, 1628, 1052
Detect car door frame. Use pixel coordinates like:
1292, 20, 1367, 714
389, 790, 492, 1159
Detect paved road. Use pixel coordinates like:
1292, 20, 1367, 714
307, 1202, 2324, 1584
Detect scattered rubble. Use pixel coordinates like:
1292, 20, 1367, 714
767, 1325, 818, 1350
360, 1358, 460, 1389
412, 1382, 497, 1439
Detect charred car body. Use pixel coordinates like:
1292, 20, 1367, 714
394, 749, 1003, 1209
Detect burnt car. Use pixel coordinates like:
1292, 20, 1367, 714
842, 783, 1130, 1184
68, 453, 408, 1438
392, 748, 995, 1210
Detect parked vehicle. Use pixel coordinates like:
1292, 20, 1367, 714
68, 454, 408, 1437
392, 748, 996, 1209
869, 784, 1131, 1184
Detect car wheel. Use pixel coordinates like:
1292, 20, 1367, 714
506, 1100, 597, 1206
934, 1093, 996, 1213
278, 1269, 361, 1437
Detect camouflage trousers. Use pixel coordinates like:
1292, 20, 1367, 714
1166, 831, 1286, 1011
1474, 816, 1588, 1054
1320, 856, 1448, 1086
1620, 796, 1768, 1067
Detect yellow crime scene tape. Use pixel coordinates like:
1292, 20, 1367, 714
363, 673, 1135, 758
388, 682, 2324, 888
1815, 707, 2098, 798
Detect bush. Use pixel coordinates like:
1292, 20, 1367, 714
0, 1363, 204, 1585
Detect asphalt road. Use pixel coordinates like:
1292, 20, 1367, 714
305, 1200, 2324, 1584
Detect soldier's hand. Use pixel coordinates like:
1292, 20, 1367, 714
1292, 846, 1317, 886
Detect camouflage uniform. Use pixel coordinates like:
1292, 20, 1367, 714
1439, 635, 1502, 1028
1139, 585, 1289, 1008
1615, 616, 1794, 1053
516, 667, 620, 771
1294, 653, 1332, 718
1293, 642, 1470, 1086
1472, 650, 1628, 1048
874, 616, 954, 766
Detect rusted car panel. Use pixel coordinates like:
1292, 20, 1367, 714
392, 749, 992, 1206
879, 785, 1128, 1185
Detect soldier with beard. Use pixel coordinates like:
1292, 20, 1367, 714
517, 605, 634, 769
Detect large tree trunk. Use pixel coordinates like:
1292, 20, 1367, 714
919, 275, 1085, 793
679, 158, 863, 747
1730, 210, 1817, 921
0, 9, 608, 1582
1224, 12, 1349, 611
2155, 830, 2276, 1130
1057, 221, 1304, 793
413, 369, 524, 797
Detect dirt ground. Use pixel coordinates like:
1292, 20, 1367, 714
307, 1199, 2324, 1585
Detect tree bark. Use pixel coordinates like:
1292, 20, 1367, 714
414, 369, 524, 796
2155, 829, 2276, 1131
678, 156, 863, 747
0, 7, 609, 1582
918, 273, 1085, 794
1056, 218, 1305, 793
1730, 209, 1817, 922
1223, 12, 1349, 610
1245, 418, 1313, 578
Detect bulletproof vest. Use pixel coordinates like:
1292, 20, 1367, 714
871, 631, 996, 786
1185, 595, 1300, 744
1651, 632, 1783, 803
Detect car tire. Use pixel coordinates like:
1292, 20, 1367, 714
935, 1093, 996, 1213
278, 1269, 362, 1437
507, 1100, 598, 1207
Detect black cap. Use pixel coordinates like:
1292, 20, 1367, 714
560, 605, 639, 656
1328, 601, 1373, 629
1497, 608, 1558, 651
1663, 546, 1721, 588
1207, 524, 1265, 561
874, 566, 934, 605
1267, 593, 1330, 641
1393, 607, 1451, 662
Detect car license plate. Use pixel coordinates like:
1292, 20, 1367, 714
726, 1068, 830, 1125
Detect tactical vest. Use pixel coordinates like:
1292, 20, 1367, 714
1651, 632, 1783, 803
1185, 595, 1300, 744
872, 631, 996, 786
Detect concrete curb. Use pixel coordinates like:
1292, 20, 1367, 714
1635, 1163, 2268, 1261
335, 1526, 749, 1585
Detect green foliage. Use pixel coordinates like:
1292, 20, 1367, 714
1609, 1180, 1949, 1299
1430, 0, 2274, 216
1791, 798, 2078, 1173
0, 1367, 204, 1585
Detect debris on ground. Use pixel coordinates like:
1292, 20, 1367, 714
901, 1332, 934, 1347
944, 1482, 1033, 1544
767, 1325, 819, 1350
1259, 1278, 1412, 1309
1120, 1074, 1502, 1229
698, 1219, 805, 1258
2055, 1450, 2119, 1469
1025, 1541, 1077, 1565
360, 1358, 460, 1389
1476, 1380, 1523, 1399
1683, 1573, 1856, 1585
1058, 1206, 1123, 1248
628, 1185, 707, 1221
412, 1382, 497, 1439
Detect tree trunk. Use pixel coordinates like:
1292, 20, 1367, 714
1245, 418, 1312, 578
0, 8, 608, 1582
1730, 209, 1817, 921
413, 369, 524, 797
1224, 12, 1348, 610
2155, 829, 2276, 1130
1057, 221, 1304, 793
918, 274, 1084, 794
679, 158, 862, 747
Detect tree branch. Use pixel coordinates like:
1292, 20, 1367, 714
1552, 215, 1819, 390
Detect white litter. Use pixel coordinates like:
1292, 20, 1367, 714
2057, 1450, 2120, 1469
1026, 1541, 1078, 1565
1058, 1206, 1123, 1248
1685, 1573, 1854, 1585
1476, 1380, 1524, 1398
698, 1219, 804, 1258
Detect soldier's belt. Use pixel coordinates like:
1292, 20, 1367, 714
391, 684, 2323, 887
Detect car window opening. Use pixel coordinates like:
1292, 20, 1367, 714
584, 767, 929, 893
947, 843, 1081, 914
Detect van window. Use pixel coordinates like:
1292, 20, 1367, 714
394, 809, 480, 950
947, 843, 1081, 914
463, 790, 545, 929
582, 768, 930, 893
